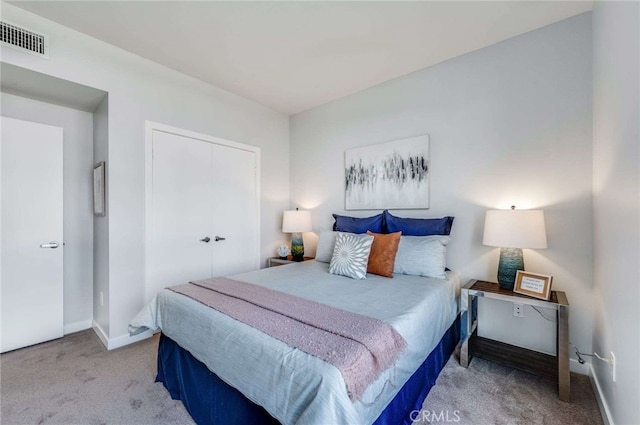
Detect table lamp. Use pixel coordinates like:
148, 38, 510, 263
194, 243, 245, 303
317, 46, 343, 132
482, 206, 547, 289
282, 208, 312, 261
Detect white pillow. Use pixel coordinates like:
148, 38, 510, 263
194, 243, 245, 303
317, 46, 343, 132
315, 230, 339, 263
393, 235, 450, 279
329, 233, 374, 280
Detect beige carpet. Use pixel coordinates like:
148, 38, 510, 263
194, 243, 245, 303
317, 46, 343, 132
1, 329, 603, 425
1, 330, 192, 425
422, 354, 603, 425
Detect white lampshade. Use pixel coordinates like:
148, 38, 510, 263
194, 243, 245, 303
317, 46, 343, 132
282, 209, 312, 233
482, 209, 547, 249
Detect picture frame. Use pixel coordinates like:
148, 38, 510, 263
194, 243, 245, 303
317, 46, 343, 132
93, 161, 106, 217
514, 271, 553, 300
344, 134, 430, 210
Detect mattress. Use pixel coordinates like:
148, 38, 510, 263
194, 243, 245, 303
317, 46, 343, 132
130, 260, 461, 425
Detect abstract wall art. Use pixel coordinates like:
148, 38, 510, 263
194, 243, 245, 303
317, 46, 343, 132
345, 135, 430, 210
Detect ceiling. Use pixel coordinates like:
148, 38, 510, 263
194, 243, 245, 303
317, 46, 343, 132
10, 1, 593, 115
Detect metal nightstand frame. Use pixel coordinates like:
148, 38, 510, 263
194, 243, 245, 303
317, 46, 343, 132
459, 279, 570, 402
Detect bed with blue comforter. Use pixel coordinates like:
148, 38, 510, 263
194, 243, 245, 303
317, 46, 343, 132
130, 260, 461, 425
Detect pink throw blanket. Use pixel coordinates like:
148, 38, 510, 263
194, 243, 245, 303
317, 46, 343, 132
169, 277, 406, 401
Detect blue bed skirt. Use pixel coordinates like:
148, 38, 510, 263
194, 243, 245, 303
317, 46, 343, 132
157, 314, 460, 425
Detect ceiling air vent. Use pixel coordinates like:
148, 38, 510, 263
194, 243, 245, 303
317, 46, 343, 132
1, 21, 48, 58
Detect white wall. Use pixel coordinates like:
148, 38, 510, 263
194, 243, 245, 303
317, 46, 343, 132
592, 2, 640, 424
93, 95, 109, 336
290, 14, 593, 365
0, 92, 94, 334
1, 2, 290, 347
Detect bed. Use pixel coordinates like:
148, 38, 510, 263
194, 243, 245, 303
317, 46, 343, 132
130, 258, 461, 425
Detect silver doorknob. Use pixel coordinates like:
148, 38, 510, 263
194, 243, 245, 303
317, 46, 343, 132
40, 241, 60, 249
214, 236, 226, 242
200, 237, 211, 243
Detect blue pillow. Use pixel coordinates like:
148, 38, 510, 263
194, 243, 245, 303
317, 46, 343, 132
332, 212, 384, 234
384, 211, 454, 236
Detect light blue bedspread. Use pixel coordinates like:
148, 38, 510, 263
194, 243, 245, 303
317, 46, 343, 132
129, 260, 460, 425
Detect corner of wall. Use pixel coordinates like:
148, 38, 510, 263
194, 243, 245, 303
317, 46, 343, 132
91, 320, 109, 349
590, 364, 614, 425
92, 94, 110, 336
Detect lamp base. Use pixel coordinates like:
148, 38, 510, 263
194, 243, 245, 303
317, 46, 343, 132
291, 232, 304, 262
497, 247, 524, 290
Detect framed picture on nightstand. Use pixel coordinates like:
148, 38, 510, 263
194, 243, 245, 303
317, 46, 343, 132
514, 271, 553, 300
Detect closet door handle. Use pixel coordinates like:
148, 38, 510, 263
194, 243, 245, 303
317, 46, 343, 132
214, 236, 226, 242
39, 241, 60, 249
200, 237, 211, 243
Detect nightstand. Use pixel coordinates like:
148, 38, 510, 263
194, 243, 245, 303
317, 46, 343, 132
267, 256, 314, 267
460, 279, 570, 402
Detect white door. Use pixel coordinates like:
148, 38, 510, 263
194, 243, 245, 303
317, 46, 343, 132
148, 130, 213, 299
147, 127, 259, 301
210, 143, 258, 277
1, 117, 64, 353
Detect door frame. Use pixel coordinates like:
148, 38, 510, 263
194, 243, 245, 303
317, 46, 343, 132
144, 121, 261, 296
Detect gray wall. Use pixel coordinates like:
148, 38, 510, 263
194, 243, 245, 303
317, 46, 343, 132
2, 3, 290, 347
290, 14, 593, 365
93, 96, 109, 336
1, 92, 94, 334
592, 1, 640, 424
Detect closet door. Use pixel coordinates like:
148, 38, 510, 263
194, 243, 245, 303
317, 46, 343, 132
210, 144, 258, 277
147, 125, 260, 301
148, 130, 214, 300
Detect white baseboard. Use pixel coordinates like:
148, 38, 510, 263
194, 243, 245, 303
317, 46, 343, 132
92, 321, 109, 348
106, 329, 153, 350
590, 364, 614, 425
91, 320, 153, 350
64, 320, 92, 335
570, 358, 590, 375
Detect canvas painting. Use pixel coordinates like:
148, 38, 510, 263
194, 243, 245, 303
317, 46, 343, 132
345, 135, 430, 210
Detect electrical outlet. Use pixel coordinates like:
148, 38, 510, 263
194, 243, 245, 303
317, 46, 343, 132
100, 291, 104, 307
611, 351, 616, 382
513, 303, 524, 317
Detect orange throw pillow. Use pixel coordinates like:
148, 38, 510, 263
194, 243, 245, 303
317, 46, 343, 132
366, 231, 401, 278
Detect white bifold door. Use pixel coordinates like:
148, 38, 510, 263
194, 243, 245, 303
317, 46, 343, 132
147, 126, 259, 301
1, 117, 64, 353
